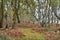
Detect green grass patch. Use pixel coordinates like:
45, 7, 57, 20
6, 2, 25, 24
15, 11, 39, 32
44, 26, 54, 31
16, 27, 46, 40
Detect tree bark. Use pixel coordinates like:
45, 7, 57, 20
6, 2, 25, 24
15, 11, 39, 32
0, 0, 4, 28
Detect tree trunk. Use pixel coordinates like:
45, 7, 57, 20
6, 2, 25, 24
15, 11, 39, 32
0, 0, 4, 28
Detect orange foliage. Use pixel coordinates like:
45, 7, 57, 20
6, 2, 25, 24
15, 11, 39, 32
8, 29, 25, 37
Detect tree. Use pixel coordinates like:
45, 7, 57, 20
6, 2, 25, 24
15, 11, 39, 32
0, 0, 4, 28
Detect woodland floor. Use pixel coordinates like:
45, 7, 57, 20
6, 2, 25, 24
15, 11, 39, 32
0, 22, 60, 40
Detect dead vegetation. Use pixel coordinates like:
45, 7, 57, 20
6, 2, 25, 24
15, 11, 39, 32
0, 22, 60, 40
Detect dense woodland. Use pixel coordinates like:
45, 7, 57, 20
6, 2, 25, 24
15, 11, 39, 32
0, 0, 60, 40
0, 0, 60, 28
